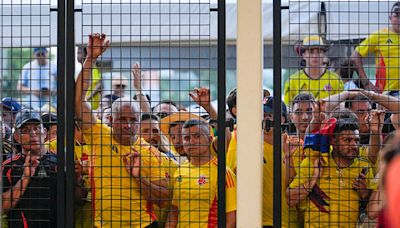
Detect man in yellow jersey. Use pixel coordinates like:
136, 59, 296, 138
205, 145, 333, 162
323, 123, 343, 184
165, 119, 236, 228
75, 33, 168, 227
352, 2, 400, 93
288, 118, 377, 227
262, 97, 298, 228
284, 35, 344, 105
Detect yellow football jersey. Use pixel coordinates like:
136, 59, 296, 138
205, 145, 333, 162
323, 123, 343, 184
289, 152, 377, 227
171, 157, 236, 228
263, 143, 297, 227
284, 70, 344, 105
83, 123, 164, 227
356, 28, 400, 92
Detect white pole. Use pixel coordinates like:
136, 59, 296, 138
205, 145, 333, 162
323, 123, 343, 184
236, 0, 264, 227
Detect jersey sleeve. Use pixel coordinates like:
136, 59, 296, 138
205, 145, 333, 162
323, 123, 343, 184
225, 168, 237, 213
171, 169, 181, 207
226, 131, 237, 174
139, 146, 164, 180
82, 122, 108, 146
283, 78, 292, 105
356, 32, 379, 57
289, 157, 314, 189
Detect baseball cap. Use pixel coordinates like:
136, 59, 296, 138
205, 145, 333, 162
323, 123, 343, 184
41, 112, 58, 130
302, 35, 329, 51
263, 96, 287, 116
1, 97, 21, 112
15, 109, 42, 129
33, 47, 48, 54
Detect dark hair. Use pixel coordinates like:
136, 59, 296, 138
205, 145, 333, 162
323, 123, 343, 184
330, 107, 358, 121
141, 113, 159, 122
338, 58, 355, 80
392, 2, 400, 12
345, 94, 370, 109
334, 118, 359, 135
182, 119, 209, 129
41, 113, 57, 131
291, 93, 316, 108
226, 88, 237, 114
151, 99, 178, 112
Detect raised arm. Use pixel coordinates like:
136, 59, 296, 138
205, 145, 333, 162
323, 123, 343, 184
351, 51, 377, 91
75, 33, 109, 131
368, 110, 385, 166
132, 62, 151, 113
360, 90, 400, 130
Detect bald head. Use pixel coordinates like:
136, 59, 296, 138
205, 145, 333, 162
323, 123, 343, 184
111, 97, 140, 117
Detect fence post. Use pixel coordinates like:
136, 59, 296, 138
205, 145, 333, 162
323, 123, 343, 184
272, 0, 282, 227
217, 0, 227, 227
57, 0, 66, 227
65, 0, 76, 227
237, 0, 264, 227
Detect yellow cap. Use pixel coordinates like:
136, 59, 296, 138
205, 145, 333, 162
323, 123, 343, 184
302, 35, 328, 50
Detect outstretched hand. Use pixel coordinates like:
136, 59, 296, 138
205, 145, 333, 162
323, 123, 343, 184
87, 33, 110, 60
123, 152, 141, 178
132, 62, 142, 91
189, 87, 211, 109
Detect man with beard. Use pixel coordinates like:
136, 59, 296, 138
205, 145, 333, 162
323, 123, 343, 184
288, 118, 376, 227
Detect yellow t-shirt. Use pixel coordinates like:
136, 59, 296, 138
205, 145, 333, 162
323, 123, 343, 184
152, 153, 179, 224
284, 69, 344, 105
171, 157, 236, 228
289, 152, 377, 228
83, 123, 163, 228
85, 67, 101, 110
263, 142, 297, 227
356, 28, 400, 92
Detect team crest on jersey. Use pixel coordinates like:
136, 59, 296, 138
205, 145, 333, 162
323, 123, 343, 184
165, 172, 171, 179
198, 175, 207, 185
324, 84, 332, 91
176, 175, 182, 183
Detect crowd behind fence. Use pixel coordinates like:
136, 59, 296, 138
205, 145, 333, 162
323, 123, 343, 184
2, 1, 400, 228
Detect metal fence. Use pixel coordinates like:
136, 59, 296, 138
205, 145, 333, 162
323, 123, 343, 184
1, 0, 398, 227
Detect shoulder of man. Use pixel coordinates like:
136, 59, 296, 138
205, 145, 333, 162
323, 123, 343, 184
2, 154, 24, 167
41, 152, 58, 166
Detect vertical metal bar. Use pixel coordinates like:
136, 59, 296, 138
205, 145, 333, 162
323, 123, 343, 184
272, 0, 282, 227
65, 0, 76, 227
217, 0, 226, 227
237, 0, 263, 226
57, 0, 66, 227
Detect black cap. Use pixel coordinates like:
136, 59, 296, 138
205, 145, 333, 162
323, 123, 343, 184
263, 96, 287, 116
15, 109, 42, 129
41, 113, 57, 130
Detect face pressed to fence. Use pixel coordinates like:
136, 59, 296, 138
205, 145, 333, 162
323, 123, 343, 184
111, 102, 140, 146
349, 101, 371, 134
332, 129, 360, 161
140, 119, 161, 147
302, 48, 325, 68
181, 124, 212, 158
290, 101, 313, 133
169, 123, 184, 154
14, 123, 47, 154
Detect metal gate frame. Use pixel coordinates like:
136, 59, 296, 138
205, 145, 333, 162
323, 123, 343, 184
55, 0, 228, 227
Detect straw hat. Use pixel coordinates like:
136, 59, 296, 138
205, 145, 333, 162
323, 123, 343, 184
160, 112, 207, 135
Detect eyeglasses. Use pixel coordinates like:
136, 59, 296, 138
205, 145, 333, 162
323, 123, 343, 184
19, 125, 42, 135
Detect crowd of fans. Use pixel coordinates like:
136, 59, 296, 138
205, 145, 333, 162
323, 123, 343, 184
3, 2, 400, 228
